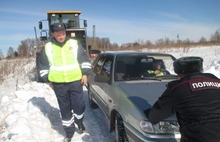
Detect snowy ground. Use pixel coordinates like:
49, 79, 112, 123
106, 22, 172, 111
0, 46, 220, 142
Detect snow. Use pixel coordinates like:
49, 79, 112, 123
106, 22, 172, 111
0, 46, 220, 142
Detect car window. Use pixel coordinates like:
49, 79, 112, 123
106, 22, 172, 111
101, 57, 113, 77
94, 56, 105, 74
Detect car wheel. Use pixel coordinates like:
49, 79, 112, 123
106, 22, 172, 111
115, 113, 129, 142
88, 84, 98, 108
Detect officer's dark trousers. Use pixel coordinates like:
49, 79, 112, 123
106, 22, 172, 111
52, 80, 85, 138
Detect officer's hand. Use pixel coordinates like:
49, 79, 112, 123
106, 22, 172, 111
81, 75, 87, 86
49, 82, 53, 90
154, 70, 161, 75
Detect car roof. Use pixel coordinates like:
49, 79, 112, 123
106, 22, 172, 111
99, 51, 175, 57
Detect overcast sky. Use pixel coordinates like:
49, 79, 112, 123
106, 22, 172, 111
0, 0, 219, 56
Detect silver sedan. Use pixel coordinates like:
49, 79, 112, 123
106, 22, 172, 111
87, 52, 180, 142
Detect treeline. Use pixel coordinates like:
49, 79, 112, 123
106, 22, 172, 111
0, 38, 39, 59
1, 28, 220, 59
87, 28, 220, 51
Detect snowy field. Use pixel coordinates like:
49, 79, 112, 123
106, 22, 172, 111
0, 46, 220, 142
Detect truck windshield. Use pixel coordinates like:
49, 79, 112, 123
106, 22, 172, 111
49, 13, 80, 28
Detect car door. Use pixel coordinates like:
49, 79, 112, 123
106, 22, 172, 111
89, 55, 113, 116
100, 56, 113, 118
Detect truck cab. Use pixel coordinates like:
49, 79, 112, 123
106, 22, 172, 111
38, 10, 89, 53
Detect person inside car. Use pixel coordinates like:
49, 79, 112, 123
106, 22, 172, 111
144, 59, 168, 77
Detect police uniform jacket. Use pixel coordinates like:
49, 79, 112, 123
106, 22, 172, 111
145, 73, 220, 142
38, 37, 91, 83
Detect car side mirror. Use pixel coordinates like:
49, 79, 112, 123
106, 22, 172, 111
39, 21, 43, 29
94, 74, 110, 84
83, 20, 87, 28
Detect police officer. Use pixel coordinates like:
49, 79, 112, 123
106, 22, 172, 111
144, 56, 220, 142
144, 59, 168, 77
147, 60, 164, 76
38, 22, 91, 142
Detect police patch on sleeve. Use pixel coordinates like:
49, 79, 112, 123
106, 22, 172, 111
189, 78, 220, 91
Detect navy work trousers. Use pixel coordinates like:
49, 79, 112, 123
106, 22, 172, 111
52, 80, 85, 138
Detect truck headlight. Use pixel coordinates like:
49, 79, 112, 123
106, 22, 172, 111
140, 120, 179, 134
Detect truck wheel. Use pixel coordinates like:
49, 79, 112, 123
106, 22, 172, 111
115, 113, 129, 142
88, 84, 98, 108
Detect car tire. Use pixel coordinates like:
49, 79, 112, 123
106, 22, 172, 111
115, 113, 129, 142
88, 84, 98, 109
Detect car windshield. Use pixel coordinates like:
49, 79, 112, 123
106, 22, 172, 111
115, 54, 177, 81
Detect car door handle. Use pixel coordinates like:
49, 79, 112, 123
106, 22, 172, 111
108, 99, 112, 103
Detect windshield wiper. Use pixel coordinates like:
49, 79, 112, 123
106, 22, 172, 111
122, 75, 178, 81
141, 75, 178, 81
123, 76, 163, 81
141, 76, 163, 81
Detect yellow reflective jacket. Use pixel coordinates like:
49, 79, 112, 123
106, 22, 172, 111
45, 39, 82, 83
147, 70, 164, 76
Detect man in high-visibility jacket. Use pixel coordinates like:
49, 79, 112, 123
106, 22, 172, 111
145, 60, 167, 76
38, 22, 91, 142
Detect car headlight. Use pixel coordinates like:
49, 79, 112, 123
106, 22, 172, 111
140, 120, 179, 134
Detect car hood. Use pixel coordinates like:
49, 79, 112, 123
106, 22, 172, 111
118, 81, 177, 120
118, 81, 169, 110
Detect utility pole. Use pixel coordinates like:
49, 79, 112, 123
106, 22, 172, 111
93, 25, 96, 48
34, 27, 39, 53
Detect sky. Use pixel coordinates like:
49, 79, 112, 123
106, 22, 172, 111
0, 46, 220, 141
0, 0, 220, 56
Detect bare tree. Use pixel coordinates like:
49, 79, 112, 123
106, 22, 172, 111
164, 37, 171, 45
17, 38, 35, 57
7, 47, 14, 58
17, 44, 27, 57
155, 38, 164, 46
103, 38, 111, 50
133, 42, 140, 47
214, 29, 220, 41
111, 43, 119, 50
0, 49, 4, 60
100, 38, 110, 52
145, 40, 153, 47
199, 37, 207, 43
210, 28, 220, 42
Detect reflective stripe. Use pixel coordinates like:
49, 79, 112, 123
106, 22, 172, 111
46, 42, 54, 66
40, 70, 49, 77
62, 116, 74, 127
70, 40, 78, 59
148, 70, 154, 74
74, 113, 84, 119
147, 70, 164, 76
50, 64, 79, 71
81, 62, 91, 69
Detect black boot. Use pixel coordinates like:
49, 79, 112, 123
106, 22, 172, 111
63, 136, 72, 142
78, 124, 85, 133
